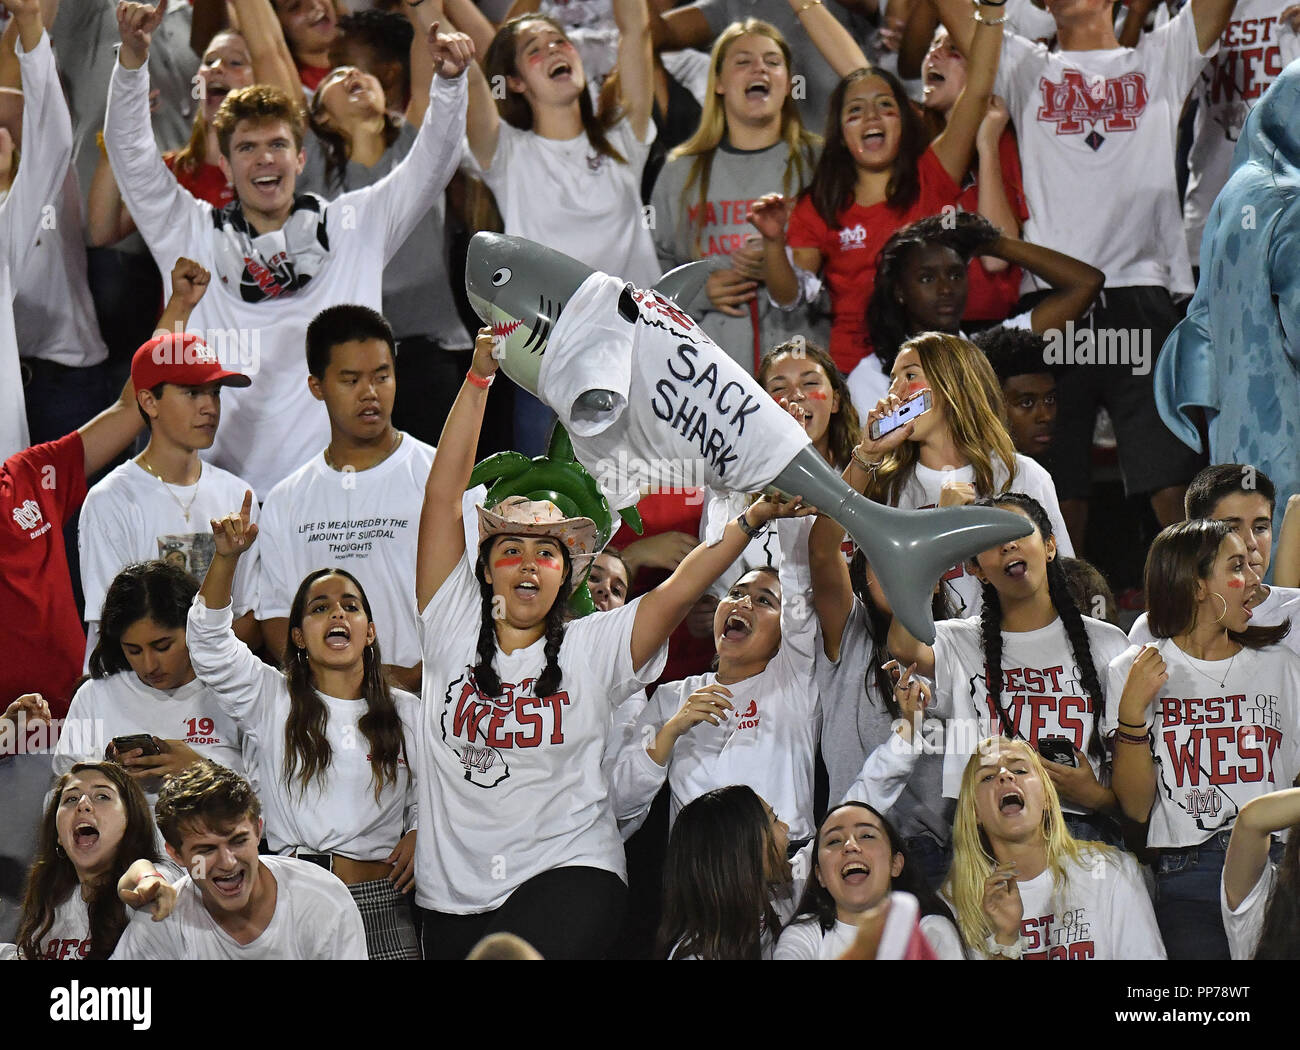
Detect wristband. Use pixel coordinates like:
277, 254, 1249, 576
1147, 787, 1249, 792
851, 446, 881, 473
973, 9, 1009, 23
466, 368, 494, 389
1117, 718, 1150, 730
975, 0, 1009, 6
985, 932, 1028, 959
737, 512, 764, 539
1115, 729, 1151, 745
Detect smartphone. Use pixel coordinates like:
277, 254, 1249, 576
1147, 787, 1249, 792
110, 733, 161, 758
1036, 736, 1078, 767
869, 389, 932, 441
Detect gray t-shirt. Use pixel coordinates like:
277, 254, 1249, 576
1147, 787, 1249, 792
651, 139, 826, 373
299, 123, 472, 348
52, 0, 199, 255
816, 597, 954, 845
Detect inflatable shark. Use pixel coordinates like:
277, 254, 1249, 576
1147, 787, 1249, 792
465, 232, 1032, 643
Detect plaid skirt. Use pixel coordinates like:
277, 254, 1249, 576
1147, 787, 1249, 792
348, 877, 421, 960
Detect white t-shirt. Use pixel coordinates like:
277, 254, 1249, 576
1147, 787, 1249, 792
54, 672, 249, 813
937, 615, 1131, 813
110, 855, 367, 960
541, 273, 811, 512
892, 455, 1073, 617
79, 459, 260, 656
413, 496, 667, 913
1183, 2, 1300, 262
256, 434, 434, 669
995, 6, 1216, 295
773, 913, 965, 960
0, 35, 70, 461
990, 849, 1166, 959
1129, 585, 1300, 657
104, 64, 467, 494
479, 117, 660, 288
1221, 861, 1274, 960
1104, 641, 1300, 848
187, 599, 419, 860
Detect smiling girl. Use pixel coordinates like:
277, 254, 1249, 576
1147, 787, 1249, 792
186, 492, 421, 960
55, 561, 248, 812
945, 738, 1164, 959
753, 0, 1004, 409
775, 801, 964, 958
1107, 519, 1300, 960
10, 763, 174, 960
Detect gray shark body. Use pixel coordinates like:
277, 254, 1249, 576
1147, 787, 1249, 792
466, 231, 1030, 643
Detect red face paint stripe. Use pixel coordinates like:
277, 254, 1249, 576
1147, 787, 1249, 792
494, 556, 523, 568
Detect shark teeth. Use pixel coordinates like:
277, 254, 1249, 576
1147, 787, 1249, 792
492, 319, 524, 338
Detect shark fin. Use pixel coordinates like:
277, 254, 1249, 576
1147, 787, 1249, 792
652, 260, 713, 306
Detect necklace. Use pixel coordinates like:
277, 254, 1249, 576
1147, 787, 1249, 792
324, 430, 402, 471
1176, 642, 1239, 690
137, 456, 201, 524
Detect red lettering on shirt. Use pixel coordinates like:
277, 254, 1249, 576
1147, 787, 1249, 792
1037, 70, 1149, 134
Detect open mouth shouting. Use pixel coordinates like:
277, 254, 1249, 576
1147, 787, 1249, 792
998, 789, 1025, 815
721, 610, 753, 642
250, 173, 284, 196
744, 79, 771, 100
210, 868, 247, 897
513, 578, 541, 602
72, 820, 101, 851
324, 624, 352, 651
841, 860, 871, 885
1003, 558, 1028, 579
548, 58, 574, 81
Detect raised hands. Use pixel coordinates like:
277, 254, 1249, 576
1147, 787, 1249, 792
3, 692, 50, 729
169, 257, 211, 314
746, 490, 817, 526
211, 490, 259, 560
0, 0, 44, 49
428, 20, 475, 80
747, 193, 795, 243
116, 0, 168, 71
976, 94, 1011, 152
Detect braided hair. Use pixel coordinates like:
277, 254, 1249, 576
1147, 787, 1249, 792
972, 493, 1107, 765
474, 538, 573, 699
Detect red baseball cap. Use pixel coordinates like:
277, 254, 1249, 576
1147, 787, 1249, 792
131, 332, 252, 390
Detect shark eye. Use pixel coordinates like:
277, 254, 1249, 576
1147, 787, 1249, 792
491, 267, 512, 287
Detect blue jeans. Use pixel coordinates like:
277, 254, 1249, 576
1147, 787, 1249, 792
904, 835, 953, 892
1063, 811, 1124, 848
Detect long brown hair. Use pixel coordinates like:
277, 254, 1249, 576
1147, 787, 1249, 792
283, 569, 408, 802
757, 339, 860, 470
671, 20, 819, 258
869, 332, 1018, 506
1254, 819, 1300, 959
484, 15, 626, 165
808, 67, 928, 227
1144, 519, 1291, 648
16, 763, 159, 961
308, 78, 404, 192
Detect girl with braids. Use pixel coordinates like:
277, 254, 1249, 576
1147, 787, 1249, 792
809, 494, 958, 887
945, 738, 1164, 960
7, 763, 177, 960
854, 331, 1072, 616
750, 0, 1005, 412
414, 327, 813, 960
888, 493, 1130, 843
466, 0, 658, 454
657, 786, 794, 960
1107, 519, 1300, 960
187, 492, 421, 960
55, 561, 249, 815
1222, 787, 1300, 959
864, 210, 1103, 373
775, 801, 964, 959
650, 20, 821, 375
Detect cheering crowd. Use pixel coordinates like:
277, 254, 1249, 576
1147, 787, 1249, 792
0, 0, 1298, 961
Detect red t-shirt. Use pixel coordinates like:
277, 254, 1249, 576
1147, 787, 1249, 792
1, 433, 89, 719
611, 489, 715, 687
164, 154, 235, 210
959, 127, 1030, 322
787, 146, 962, 375
297, 62, 331, 92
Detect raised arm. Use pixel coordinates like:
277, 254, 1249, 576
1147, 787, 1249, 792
1224, 788, 1300, 910
1272, 495, 1300, 589
972, 98, 1018, 271
786, 0, 870, 78
86, 137, 138, 247
1191, 0, 1239, 53
417, 328, 496, 611
886, 615, 935, 677
931, 0, 975, 54
612, 0, 653, 141
1117, 0, 1157, 47
630, 495, 814, 672
748, 193, 822, 308
153, 257, 211, 335
652, 4, 712, 50
229, 0, 303, 97
809, 504, 855, 660
929, 0, 1002, 185
898, 0, 940, 79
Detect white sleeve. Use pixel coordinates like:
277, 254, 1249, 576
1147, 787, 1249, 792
110, 906, 182, 960
608, 690, 671, 835
992, 33, 1040, 118
766, 248, 822, 312
77, 484, 134, 628
1143, 1, 1219, 102
919, 914, 967, 960
254, 491, 296, 621
103, 58, 209, 273
231, 494, 262, 619
1127, 614, 1154, 646
341, 73, 469, 265
1221, 862, 1272, 961
321, 882, 369, 960
565, 593, 670, 706
772, 920, 823, 960
186, 596, 284, 737
838, 730, 920, 811
1015, 456, 1073, 557
1101, 645, 1141, 739
53, 684, 102, 776
1, 33, 70, 270
1106, 854, 1166, 960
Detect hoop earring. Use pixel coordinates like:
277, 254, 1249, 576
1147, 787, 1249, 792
1209, 591, 1228, 623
